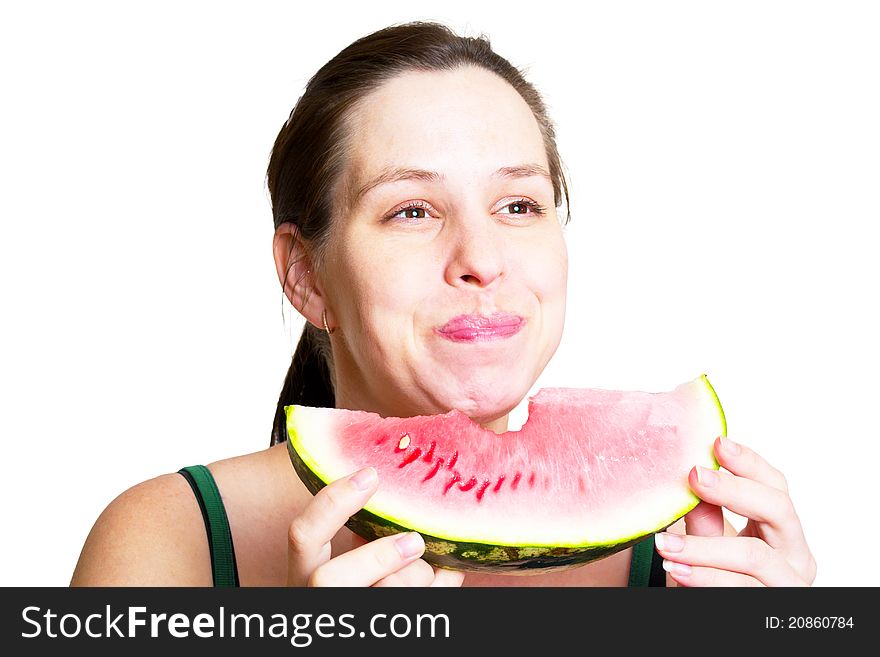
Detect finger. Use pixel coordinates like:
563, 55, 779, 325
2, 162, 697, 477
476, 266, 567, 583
308, 532, 426, 587
430, 567, 466, 587
713, 437, 789, 492
654, 533, 808, 587
372, 558, 436, 587
684, 500, 725, 537
688, 465, 807, 553
287, 467, 379, 587
342, 532, 465, 586
662, 561, 765, 587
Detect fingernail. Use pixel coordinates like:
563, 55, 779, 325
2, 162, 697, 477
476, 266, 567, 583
697, 466, 718, 487
349, 467, 377, 491
655, 532, 684, 552
395, 532, 424, 559
662, 560, 692, 576
720, 437, 740, 455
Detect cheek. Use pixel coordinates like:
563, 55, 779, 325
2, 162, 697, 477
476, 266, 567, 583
533, 236, 567, 359
559, 240, 569, 294
522, 232, 568, 301
342, 244, 433, 319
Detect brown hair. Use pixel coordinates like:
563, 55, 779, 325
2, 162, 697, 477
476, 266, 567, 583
267, 21, 571, 446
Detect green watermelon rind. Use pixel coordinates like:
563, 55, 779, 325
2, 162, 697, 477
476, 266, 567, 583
285, 436, 647, 573
703, 372, 728, 439
285, 375, 725, 573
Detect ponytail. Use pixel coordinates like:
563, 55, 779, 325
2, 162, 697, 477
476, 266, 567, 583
270, 322, 335, 446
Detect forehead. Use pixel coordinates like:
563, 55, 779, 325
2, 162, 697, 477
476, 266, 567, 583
342, 66, 548, 203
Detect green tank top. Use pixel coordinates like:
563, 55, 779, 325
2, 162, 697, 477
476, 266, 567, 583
178, 465, 666, 587
178, 465, 240, 587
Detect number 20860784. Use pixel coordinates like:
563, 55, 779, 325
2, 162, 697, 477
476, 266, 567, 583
765, 617, 854, 630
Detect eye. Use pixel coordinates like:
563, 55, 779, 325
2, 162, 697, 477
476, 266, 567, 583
498, 199, 547, 217
383, 200, 433, 222
382, 198, 547, 223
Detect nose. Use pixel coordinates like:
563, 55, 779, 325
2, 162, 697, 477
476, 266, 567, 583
444, 214, 505, 290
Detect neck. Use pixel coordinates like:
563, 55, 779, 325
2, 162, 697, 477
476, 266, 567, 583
479, 414, 509, 434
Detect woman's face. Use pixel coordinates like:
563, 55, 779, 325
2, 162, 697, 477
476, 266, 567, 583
324, 66, 568, 430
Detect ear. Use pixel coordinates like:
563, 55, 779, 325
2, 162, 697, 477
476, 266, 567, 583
272, 223, 324, 329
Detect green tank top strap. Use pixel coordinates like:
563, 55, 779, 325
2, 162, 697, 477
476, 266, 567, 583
628, 534, 667, 587
178, 465, 240, 587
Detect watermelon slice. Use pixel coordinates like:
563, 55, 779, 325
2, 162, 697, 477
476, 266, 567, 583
285, 375, 726, 573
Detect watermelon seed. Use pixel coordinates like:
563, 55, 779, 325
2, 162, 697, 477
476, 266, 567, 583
511, 472, 522, 490
399, 447, 422, 468
458, 476, 477, 492
443, 471, 461, 494
447, 451, 458, 470
528, 472, 536, 488
396, 434, 411, 451
422, 459, 442, 482
492, 474, 506, 492
422, 441, 436, 463
475, 479, 491, 501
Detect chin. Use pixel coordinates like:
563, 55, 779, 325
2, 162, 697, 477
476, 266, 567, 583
442, 387, 523, 428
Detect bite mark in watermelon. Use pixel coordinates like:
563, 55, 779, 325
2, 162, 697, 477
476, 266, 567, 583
285, 375, 726, 573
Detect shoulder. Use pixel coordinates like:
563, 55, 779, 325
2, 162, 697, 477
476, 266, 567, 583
70, 444, 308, 587
70, 470, 214, 586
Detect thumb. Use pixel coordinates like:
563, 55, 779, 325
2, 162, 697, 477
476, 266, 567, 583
684, 466, 725, 536
286, 467, 379, 586
684, 500, 725, 536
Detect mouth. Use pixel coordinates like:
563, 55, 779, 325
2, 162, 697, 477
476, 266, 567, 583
435, 312, 526, 343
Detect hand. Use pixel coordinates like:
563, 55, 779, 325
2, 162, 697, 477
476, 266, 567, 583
286, 466, 466, 587
654, 436, 817, 586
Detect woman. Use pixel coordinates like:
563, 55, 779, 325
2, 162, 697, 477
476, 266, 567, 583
70, 21, 815, 587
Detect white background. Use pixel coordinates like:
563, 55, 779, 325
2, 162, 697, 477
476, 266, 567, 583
1, 0, 877, 586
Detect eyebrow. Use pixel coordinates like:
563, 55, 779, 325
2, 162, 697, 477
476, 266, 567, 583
352, 163, 552, 207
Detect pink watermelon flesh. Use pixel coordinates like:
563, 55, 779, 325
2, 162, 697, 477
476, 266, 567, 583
286, 375, 725, 570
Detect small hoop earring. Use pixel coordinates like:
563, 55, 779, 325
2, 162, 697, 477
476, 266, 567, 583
322, 309, 335, 335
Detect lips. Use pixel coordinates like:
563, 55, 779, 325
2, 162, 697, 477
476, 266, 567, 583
436, 312, 525, 342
